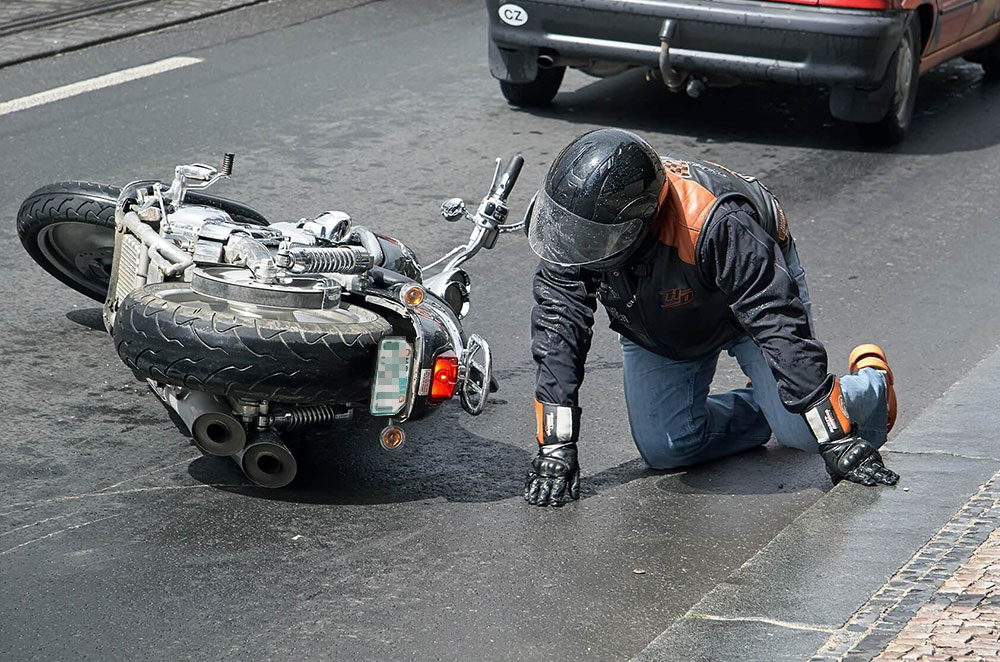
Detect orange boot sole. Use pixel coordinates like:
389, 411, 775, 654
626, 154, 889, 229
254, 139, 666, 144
848, 344, 896, 433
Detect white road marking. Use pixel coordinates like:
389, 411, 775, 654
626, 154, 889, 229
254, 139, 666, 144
0, 56, 203, 118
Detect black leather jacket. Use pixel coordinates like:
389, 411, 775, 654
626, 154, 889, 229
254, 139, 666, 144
530, 196, 834, 416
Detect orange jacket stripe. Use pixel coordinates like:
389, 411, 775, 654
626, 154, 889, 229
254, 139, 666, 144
656, 170, 718, 265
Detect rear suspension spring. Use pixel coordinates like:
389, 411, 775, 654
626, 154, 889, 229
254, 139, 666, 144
271, 404, 352, 432
278, 246, 374, 274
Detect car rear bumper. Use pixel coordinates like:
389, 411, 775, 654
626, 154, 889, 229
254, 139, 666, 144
487, 0, 908, 87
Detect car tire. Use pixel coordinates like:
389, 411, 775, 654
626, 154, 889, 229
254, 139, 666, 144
499, 66, 565, 107
856, 17, 920, 146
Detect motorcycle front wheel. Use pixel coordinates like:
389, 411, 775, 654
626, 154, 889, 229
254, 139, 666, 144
17, 181, 270, 302
113, 282, 392, 404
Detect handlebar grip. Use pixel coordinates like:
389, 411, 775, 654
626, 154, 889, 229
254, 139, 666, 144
495, 154, 524, 201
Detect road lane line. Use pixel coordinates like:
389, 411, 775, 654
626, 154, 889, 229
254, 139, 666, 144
0, 56, 202, 117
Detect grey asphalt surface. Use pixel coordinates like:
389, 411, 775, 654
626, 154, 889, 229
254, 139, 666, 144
1, 0, 1000, 660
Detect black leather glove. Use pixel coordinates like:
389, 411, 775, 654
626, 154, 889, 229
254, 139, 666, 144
820, 436, 898, 486
524, 442, 580, 507
804, 377, 899, 487
525, 400, 582, 507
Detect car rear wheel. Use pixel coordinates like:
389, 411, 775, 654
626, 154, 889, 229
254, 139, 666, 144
499, 66, 565, 107
855, 17, 920, 146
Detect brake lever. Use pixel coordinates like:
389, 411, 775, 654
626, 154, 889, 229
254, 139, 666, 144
487, 157, 502, 196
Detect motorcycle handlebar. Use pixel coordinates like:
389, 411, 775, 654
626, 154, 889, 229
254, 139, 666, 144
494, 154, 524, 202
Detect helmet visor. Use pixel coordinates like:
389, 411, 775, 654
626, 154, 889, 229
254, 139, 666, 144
527, 189, 645, 267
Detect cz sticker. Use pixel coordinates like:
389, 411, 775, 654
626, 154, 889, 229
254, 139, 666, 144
498, 3, 528, 26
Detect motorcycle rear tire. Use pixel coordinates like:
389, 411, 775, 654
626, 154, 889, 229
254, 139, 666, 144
113, 282, 392, 404
17, 181, 270, 302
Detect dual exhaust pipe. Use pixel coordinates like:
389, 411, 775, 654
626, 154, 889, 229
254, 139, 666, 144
163, 387, 297, 488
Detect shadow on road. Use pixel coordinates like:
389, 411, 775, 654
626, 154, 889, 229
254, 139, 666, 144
189, 412, 535, 505
188, 411, 827, 503
661, 444, 829, 495
516, 58, 1000, 155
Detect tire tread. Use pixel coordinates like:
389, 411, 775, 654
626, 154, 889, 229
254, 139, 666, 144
114, 283, 391, 404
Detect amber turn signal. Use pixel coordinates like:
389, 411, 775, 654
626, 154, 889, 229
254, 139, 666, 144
379, 425, 406, 450
400, 284, 425, 307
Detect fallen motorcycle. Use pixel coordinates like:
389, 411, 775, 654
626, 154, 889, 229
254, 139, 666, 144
17, 153, 526, 487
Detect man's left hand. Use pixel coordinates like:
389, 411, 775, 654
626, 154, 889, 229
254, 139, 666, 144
820, 437, 899, 486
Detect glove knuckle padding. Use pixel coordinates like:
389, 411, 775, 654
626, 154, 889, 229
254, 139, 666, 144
821, 436, 897, 487
525, 442, 581, 506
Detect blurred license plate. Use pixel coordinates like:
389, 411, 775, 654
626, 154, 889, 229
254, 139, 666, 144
370, 338, 413, 416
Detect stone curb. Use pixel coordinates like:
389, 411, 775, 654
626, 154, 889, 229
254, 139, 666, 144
811, 470, 1000, 660
632, 346, 1000, 662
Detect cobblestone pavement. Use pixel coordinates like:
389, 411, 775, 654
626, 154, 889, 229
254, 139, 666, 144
873, 529, 1000, 661
0, 0, 267, 68
811, 470, 1000, 661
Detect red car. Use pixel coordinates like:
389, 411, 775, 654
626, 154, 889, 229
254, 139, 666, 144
487, 0, 1000, 144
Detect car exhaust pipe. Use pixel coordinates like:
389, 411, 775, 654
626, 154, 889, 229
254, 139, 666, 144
537, 54, 590, 69
156, 384, 247, 456
235, 434, 298, 488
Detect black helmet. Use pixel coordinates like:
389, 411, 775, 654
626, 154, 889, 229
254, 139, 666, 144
527, 128, 665, 269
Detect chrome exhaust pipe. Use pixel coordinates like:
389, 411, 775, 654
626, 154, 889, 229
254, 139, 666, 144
156, 384, 246, 456
234, 433, 298, 488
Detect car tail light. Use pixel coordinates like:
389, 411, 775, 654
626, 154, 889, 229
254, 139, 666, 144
429, 351, 459, 403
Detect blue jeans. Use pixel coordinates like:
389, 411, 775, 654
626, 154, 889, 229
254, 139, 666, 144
620, 242, 889, 470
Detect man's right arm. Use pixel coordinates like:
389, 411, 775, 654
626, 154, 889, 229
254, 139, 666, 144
531, 261, 599, 409
526, 261, 599, 507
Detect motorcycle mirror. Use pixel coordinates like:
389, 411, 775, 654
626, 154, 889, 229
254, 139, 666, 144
441, 198, 467, 222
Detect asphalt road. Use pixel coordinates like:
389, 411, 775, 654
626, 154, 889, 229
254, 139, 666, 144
1, 0, 1000, 660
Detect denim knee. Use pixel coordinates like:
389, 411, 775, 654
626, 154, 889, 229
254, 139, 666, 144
767, 414, 817, 452
632, 428, 704, 470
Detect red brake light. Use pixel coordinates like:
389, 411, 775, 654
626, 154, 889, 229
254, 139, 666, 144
429, 352, 459, 403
